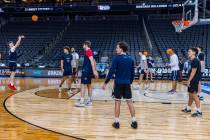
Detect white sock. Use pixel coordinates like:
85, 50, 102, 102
115, 118, 119, 123
132, 117, 136, 122
10, 82, 14, 86
196, 108, 201, 112
186, 106, 191, 110
88, 96, 92, 101
80, 97, 84, 103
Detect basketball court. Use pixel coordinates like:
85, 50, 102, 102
0, 78, 209, 140
0, 0, 210, 139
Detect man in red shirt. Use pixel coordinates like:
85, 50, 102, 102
75, 41, 98, 107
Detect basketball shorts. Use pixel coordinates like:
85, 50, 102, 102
171, 70, 179, 81
148, 68, 153, 73
81, 72, 92, 84
188, 81, 199, 94
72, 68, 77, 76
140, 69, 147, 75
112, 84, 132, 100
63, 69, 72, 76
200, 72, 204, 81
9, 62, 17, 72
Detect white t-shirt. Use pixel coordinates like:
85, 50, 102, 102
169, 54, 179, 71
140, 55, 147, 70
10, 46, 16, 53
71, 52, 79, 68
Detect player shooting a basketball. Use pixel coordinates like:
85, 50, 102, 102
7, 35, 24, 91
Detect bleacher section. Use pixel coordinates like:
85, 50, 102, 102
147, 18, 209, 67
0, 15, 210, 68
41, 16, 148, 67
0, 17, 68, 67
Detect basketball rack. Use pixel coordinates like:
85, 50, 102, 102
172, 0, 210, 33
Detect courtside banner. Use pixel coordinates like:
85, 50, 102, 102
0, 68, 24, 77
24, 69, 62, 78
0, 68, 209, 79
134, 67, 210, 80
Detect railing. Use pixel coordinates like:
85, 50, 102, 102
142, 18, 152, 51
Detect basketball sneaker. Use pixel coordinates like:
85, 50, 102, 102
198, 95, 204, 101
168, 90, 176, 94
144, 84, 149, 90
67, 90, 73, 97
181, 108, 191, 113
112, 122, 120, 129
85, 99, 93, 106
58, 86, 62, 93
191, 111, 202, 117
75, 99, 85, 107
131, 121, 138, 129
8, 84, 17, 91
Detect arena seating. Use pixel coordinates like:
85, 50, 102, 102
0, 15, 210, 68
0, 17, 68, 67
41, 16, 148, 67
147, 18, 209, 67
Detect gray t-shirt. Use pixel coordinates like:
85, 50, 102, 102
71, 52, 79, 68
140, 55, 147, 70
197, 52, 205, 73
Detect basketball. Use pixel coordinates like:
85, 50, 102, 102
32, 15, 38, 22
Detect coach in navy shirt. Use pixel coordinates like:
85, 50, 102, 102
102, 41, 137, 129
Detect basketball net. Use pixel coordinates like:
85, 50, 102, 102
172, 20, 193, 33
172, 20, 184, 33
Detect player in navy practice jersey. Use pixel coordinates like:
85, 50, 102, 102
58, 46, 74, 96
102, 41, 137, 129
8, 35, 24, 91
75, 41, 98, 107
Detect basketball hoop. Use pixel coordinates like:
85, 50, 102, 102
172, 20, 192, 33
172, 20, 184, 33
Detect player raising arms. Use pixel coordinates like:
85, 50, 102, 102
182, 48, 202, 117
59, 46, 73, 96
75, 41, 98, 107
8, 35, 24, 91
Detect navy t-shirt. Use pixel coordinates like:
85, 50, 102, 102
82, 49, 93, 75
105, 54, 134, 84
62, 53, 72, 71
147, 58, 154, 68
9, 47, 17, 62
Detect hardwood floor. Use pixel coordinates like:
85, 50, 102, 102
0, 78, 76, 140
1, 78, 210, 140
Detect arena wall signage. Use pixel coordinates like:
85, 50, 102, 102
0, 68, 24, 77
25, 7, 54, 12
0, 2, 184, 14
0, 68, 209, 79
